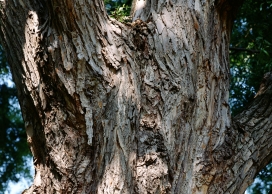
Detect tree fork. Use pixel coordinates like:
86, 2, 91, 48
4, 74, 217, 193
0, 0, 270, 194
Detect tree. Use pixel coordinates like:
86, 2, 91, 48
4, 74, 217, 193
0, 0, 271, 193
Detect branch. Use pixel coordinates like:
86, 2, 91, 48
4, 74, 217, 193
220, 72, 272, 192
233, 71, 272, 180
229, 47, 260, 54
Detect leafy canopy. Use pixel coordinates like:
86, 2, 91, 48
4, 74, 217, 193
230, 0, 272, 116
0, 46, 32, 192
104, 0, 132, 22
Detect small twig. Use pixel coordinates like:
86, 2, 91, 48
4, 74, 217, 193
229, 47, 260, 54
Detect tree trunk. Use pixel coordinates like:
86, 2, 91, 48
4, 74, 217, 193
2, 0, 271, 193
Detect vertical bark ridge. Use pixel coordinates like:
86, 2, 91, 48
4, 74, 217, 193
131, 1, 234, 193
33, 0, 142, 193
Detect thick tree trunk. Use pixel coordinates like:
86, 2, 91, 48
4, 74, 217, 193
1, 0, 271, 194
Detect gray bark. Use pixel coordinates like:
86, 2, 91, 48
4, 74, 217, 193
1, 0, 270, 194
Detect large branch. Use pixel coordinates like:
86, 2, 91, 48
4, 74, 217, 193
235, 71, 272, 168
231, 71, 272, 191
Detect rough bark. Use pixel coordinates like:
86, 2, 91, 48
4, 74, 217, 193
1, 0, 271, 194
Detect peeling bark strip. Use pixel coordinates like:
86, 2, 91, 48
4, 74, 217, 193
2, 0, 271, 194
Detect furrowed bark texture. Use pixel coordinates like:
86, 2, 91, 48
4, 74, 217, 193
1, 0, 271, 194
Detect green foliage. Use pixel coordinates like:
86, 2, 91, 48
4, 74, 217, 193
230, 0, 272, 116
0, 46, 32, 191
104, 0, 132, 22
110, 4, 131, 22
